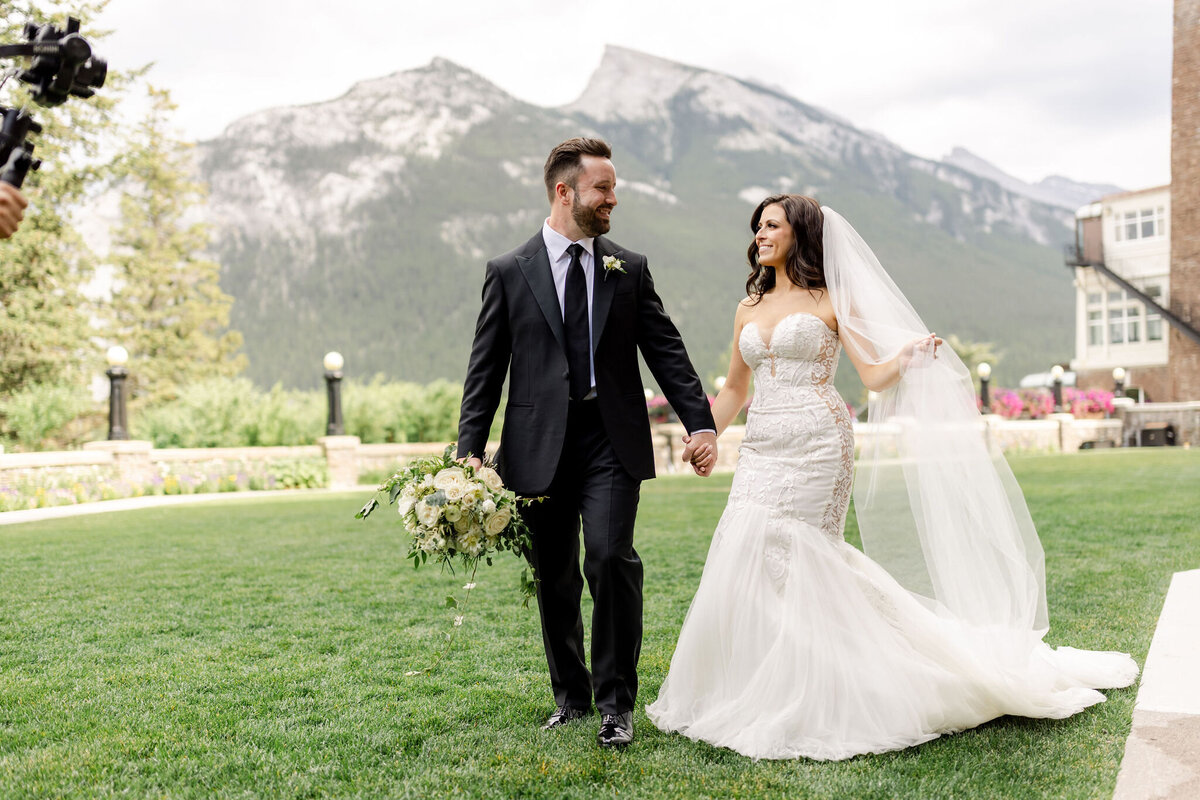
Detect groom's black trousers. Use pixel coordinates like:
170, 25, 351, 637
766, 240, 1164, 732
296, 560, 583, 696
522, 397, 643, 715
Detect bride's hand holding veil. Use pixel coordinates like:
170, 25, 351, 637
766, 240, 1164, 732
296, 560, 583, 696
898, 333, 944, 374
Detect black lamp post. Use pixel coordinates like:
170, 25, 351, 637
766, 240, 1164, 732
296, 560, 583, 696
977, 362, 991, 413
1050, 364, 1064, 412
324, 351, 345, 436
105, 345, 129, 441
1113, 366, 1126, 398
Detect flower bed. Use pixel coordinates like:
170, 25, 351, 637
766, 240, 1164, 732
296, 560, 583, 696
983, 388, 1114, 420
0, 457, 329, 513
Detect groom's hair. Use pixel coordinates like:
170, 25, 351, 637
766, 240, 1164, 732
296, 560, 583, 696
544, 137, 612, 203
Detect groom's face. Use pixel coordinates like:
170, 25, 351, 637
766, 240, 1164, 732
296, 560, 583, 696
570, 156, 618, 237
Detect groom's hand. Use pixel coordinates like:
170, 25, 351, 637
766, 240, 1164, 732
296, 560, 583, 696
459, 456, 483, 470
0, 183, 28, 239
681, 431, 717, 477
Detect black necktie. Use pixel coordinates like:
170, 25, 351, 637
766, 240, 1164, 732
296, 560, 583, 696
564, 243, 591, 401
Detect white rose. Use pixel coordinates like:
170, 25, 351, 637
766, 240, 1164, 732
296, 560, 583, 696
442, 503, 463, 522
421, 473, 434, 488
481, 498, 496, 516
434, 467, 470, 500
397, 495, 416, 517
433, 466, 466, 488
453, 515, 471, 533
415, 499, 440, 527
476, 466, 504, 492
484, 505, 512, 535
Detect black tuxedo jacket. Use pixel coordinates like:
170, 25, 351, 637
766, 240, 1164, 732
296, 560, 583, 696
457, 231, 715, 495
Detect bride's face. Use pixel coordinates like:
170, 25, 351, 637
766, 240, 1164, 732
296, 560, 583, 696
754, 204, 794, 269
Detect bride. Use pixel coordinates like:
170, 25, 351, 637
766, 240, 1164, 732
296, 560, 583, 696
645, 195, 1139, 761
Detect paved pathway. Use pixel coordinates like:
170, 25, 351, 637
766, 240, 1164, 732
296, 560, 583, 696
0, 486, 370, 526
1114, 569, 1200, 800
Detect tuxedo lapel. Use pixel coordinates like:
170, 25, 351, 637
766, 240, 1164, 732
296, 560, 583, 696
516, 235, 567, 355
591, 236, 620, 353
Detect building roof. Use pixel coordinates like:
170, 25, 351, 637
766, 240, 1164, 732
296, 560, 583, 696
1100, 184, 1171, 202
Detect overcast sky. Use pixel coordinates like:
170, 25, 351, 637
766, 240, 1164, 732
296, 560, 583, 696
94, 0, 1174, 190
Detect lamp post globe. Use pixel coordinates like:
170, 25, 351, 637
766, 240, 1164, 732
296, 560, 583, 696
1112, 366, 1126, 398
323, 351, 345, 436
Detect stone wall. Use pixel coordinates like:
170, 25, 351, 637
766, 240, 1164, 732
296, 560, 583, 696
3, 407, 1193, 505
1117, 400, 1200, 447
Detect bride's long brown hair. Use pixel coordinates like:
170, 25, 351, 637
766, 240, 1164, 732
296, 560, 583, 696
745, 194, 826, 303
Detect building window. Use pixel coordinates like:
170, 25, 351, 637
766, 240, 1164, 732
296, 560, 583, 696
1145, 284, 1165, 341
1104, 290, 1150, 345
1114, 206, 1165, 242
1085, 281, 1167, 349
1109, 306, 1125, 344
1088, 310, 1103, 346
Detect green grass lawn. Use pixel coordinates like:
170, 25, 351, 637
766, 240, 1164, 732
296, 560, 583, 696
1, 449, 1197, 799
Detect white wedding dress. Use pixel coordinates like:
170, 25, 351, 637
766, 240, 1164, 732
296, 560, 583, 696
646, 312, 1139, 761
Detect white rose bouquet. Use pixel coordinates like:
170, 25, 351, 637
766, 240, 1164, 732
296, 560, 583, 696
357, 445, 538, 599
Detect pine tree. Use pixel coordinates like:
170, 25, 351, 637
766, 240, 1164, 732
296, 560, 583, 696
0, 1, 122, 395
105, 85, 246, 404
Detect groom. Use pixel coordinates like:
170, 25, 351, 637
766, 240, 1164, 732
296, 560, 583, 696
457, 137, 716, 748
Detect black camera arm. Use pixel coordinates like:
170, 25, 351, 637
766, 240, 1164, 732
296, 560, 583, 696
0, 17, 107, 187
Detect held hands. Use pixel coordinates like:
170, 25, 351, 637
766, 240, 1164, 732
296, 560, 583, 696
0, 184, 28, 239
899, 333, 944, 374
681, 431, 718, 477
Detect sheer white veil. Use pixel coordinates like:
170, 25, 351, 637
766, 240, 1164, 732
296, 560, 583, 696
822, 207, 1050, 637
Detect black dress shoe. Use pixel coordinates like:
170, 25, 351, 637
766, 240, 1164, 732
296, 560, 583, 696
597, 711, 633, 748
541, 705, 590, 730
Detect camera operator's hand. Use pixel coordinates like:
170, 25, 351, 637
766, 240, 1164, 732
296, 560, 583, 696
0, 183, 28, 239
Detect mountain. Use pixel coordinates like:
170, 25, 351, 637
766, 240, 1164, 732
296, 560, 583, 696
942, 147, 1124, 211
196, 46, 1082, 397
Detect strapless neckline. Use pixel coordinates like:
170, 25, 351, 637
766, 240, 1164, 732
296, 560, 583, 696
746, 312, 836, 350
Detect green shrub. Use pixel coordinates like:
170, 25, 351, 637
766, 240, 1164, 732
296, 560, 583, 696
267, 458, 329, 489
0, 383, 95, 451
243, 384, 324, 446
123, 377, 465, 448
343, 376, 461, 443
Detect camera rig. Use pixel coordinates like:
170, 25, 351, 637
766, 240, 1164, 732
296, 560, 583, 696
0, 16, 107, 188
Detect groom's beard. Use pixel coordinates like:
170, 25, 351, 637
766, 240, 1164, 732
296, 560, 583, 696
572, 193, 613, 237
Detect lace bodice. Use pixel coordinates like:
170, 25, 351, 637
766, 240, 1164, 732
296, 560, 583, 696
728, 311, 854, 543
739, 312, 842, 398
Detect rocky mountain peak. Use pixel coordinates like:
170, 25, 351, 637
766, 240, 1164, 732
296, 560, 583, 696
216, 57, 512, 152
942, 147, 1124, 210
562, 45, 703, 122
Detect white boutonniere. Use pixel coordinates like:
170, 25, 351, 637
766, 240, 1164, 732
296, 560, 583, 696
602, 255, 626, 280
